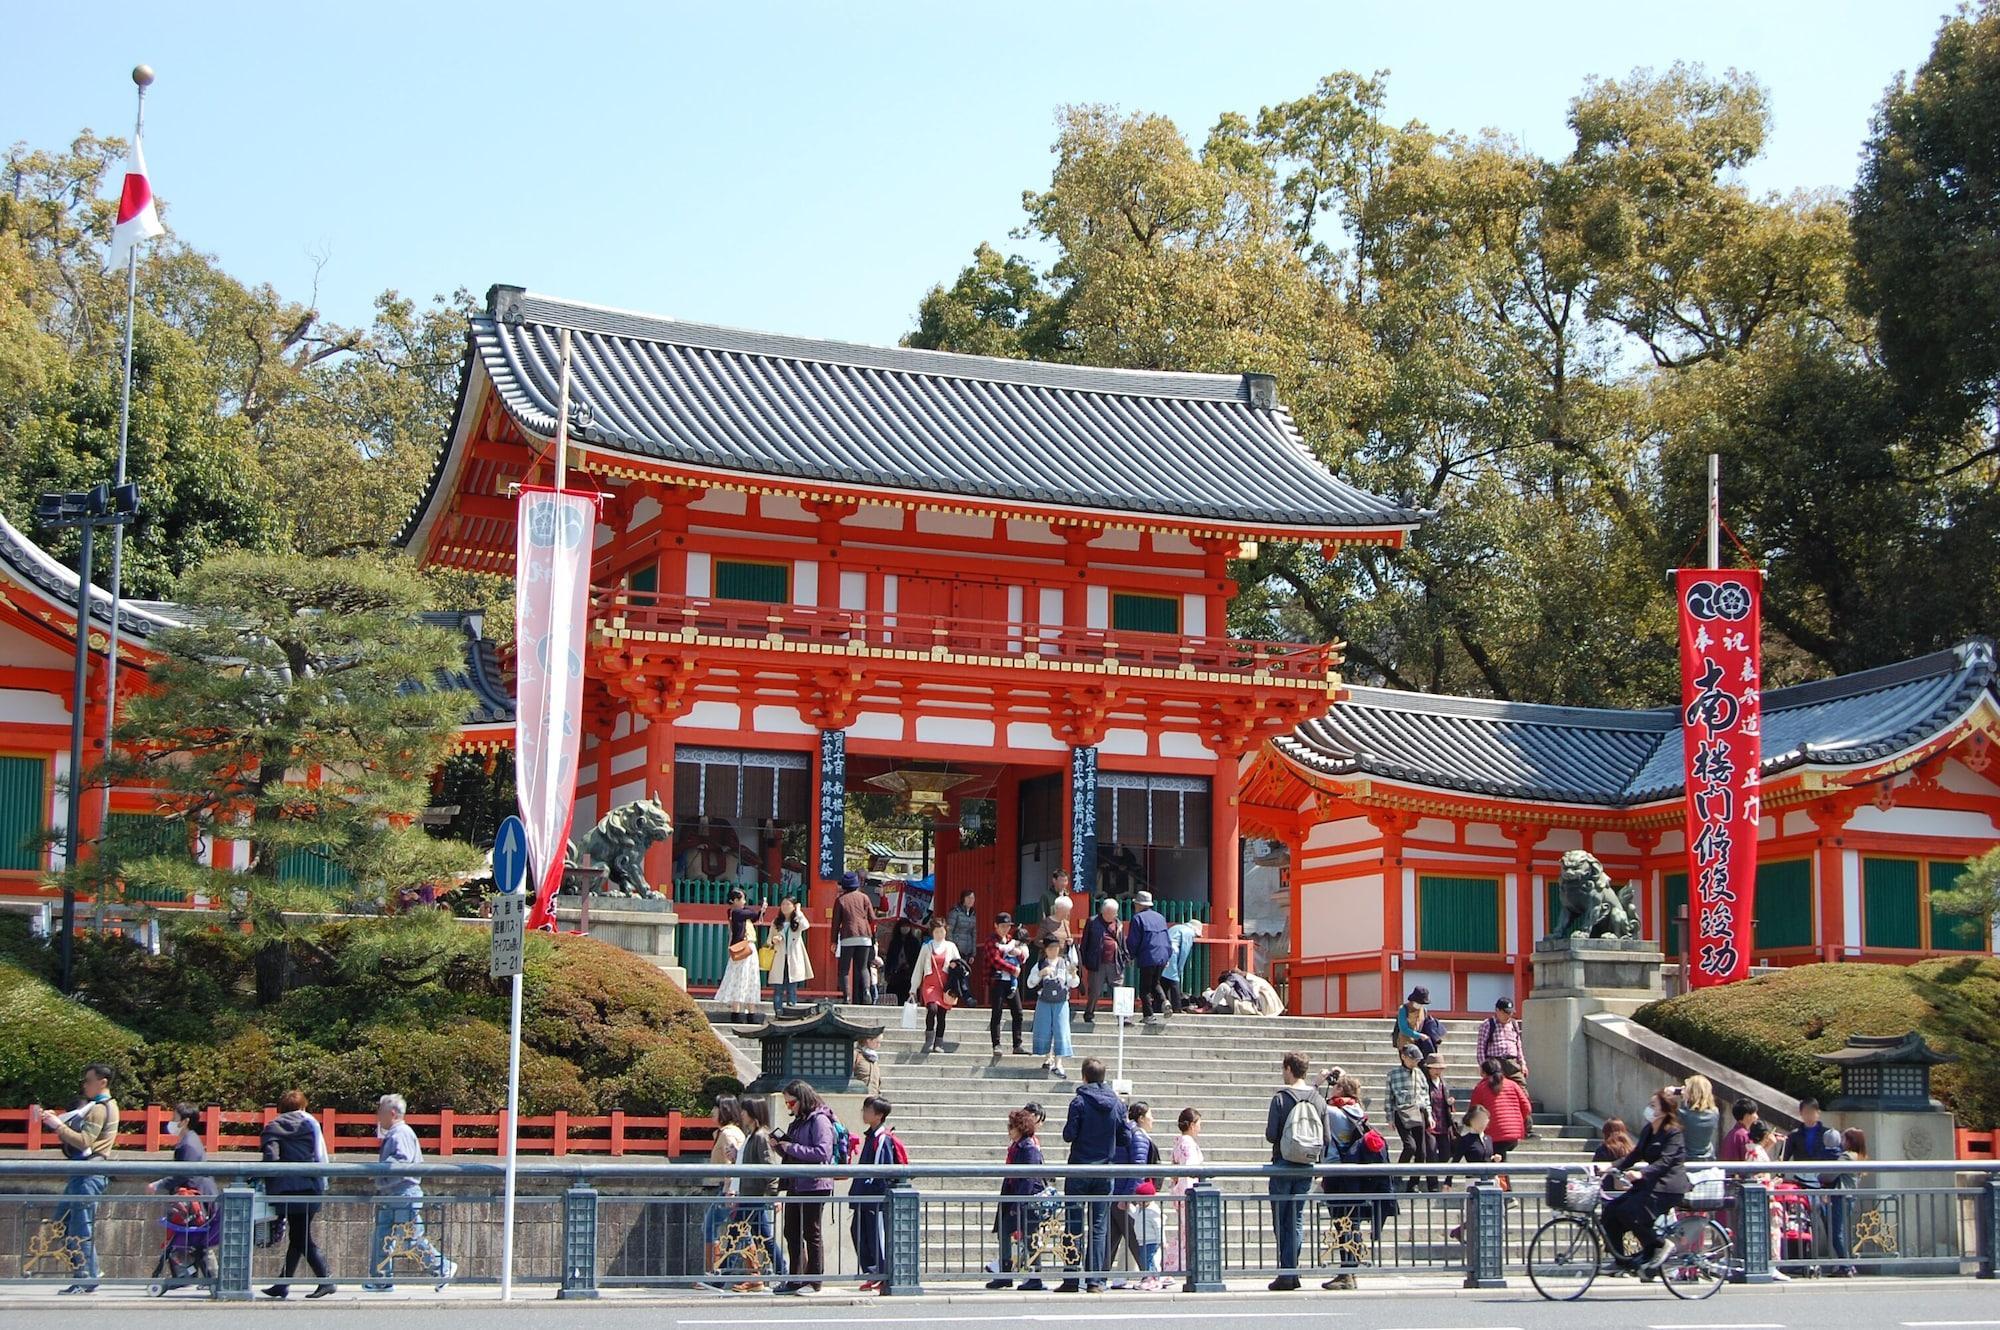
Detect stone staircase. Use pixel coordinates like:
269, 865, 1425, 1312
707, 1002, 1598, 1181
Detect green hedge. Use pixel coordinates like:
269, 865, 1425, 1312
0, 915, 738, 1117
1635, 957, 2000, 1129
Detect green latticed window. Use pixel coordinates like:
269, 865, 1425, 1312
276, 844, 351, 888
715, 560, 788, 604
1111, 592, 1179, 634
1753, 859, 1813, 951
0, 756, 46, 871
1420, 875, 1500, 954
1863, 857, 1921, 950
108, 811, 189, 860
1927, 860, 1987, 952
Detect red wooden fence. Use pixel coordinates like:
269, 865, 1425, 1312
5, 1104, 715, 1158
1957, 1128, 1999, 1161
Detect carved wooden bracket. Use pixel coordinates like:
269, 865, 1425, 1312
806, 665, 867, 730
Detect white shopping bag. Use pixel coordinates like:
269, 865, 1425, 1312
901, 1002, 922, 1030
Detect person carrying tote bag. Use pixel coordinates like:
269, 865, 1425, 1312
715, 888, 766, 1023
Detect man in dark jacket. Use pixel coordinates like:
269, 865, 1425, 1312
1124, 891, 1172, 1024
1080, 900, 1128, 1026
834, 872, 880, 1005
1059, 1059, 1128, 1292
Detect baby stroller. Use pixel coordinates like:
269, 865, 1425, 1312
148, 1189, 219, 1295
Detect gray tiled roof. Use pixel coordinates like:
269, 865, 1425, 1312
0, 512, 181, 640
448, 285, 1423, 532
1276, 638, 1999, 806
415, 611, 515, 726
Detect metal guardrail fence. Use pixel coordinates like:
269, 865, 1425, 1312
0, 1158, 1992, 1298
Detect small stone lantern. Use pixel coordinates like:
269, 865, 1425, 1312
746, 1007, 885, 1094
1813, 1032, 1954, 1112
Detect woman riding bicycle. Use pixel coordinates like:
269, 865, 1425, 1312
1602, 1087, 1690, 1276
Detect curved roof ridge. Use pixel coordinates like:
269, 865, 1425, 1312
497, 287, 1254, 403
1764, 638, 1994, 711
0, 511, 183, 639
1332, 684, 1676, 733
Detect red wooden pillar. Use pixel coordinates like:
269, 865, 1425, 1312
1210, 750, 1242, 948
1370, 811, 1411, 1016
1504, 824, 1540, 1002
995, 767, 1022, 915
1810, 799, 1854, 961
643, 720, 675, 891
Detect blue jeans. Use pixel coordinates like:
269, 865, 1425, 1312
733, 1201, 786, 1279
1825, 1190, 1852, 1262
850, 1190, 886, 1276
57, 1173, 107, 1283
1269, 1171, 1312, 1273
773, 982, 801, 1010
1066, 1176, 1113, 1288
364, 1199, 444, 1287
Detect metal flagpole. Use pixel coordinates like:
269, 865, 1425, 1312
501, 326, 572, 1302
1707, 453, 1720, 571
97, 65, 154, 835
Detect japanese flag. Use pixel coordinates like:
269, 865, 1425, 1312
106, 138, 164, 271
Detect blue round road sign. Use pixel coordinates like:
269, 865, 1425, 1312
493, 815, 529, 894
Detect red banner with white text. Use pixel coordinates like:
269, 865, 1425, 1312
1676, 568, 1762, 987
517, 486, 598, 931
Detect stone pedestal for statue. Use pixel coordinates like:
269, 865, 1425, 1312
1521, 936, 1665, 1118
555, 896, 687, 990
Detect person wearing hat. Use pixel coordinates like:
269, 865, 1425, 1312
982, 914, 1030, 1057
1125, 890, 1173, 1025
1393, 986, 1445, 1057
1476, 997, 1527, 1082
1421, 1052, 1457, 1191
1385, 1043, 1432, 1190
834, 872, 881, 1006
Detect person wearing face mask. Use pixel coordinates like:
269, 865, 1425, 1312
147, 1102, 217, 1284
1603, 1088, 1691, 1276
361, 1093, 456, 1292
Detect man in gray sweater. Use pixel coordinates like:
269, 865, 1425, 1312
361, 1094, 457, 1291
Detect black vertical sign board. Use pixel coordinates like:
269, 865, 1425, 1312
817, 728, 847, 880
1070, 745, 1098, 891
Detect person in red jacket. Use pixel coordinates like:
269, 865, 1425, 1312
1468, 1058, 1533, 1159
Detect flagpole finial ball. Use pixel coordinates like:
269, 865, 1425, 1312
132, 65, 154, 87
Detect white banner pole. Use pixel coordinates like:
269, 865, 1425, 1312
500, 962, 523, 1300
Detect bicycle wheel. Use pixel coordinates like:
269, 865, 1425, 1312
1527, 1215, 1602, 1301
1660, 1216, 1731, 1301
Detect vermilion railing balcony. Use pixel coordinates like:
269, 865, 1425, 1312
591, 588, 1339, 682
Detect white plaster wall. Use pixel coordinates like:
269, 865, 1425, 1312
1006, 519, 1063, 546
1094, 529, 1141, 552
1402, 867, 1418, 952
849, 504, 904, 530
1542, 829, 1584, 852
792, 561, 819, 606
1403, 967, 1450, 1005
883, 576, 899, 614
613, 713, 634, 741
1939, 758, 2000, 797
1038, 587, 1064, 628
0, 620, 73, 669
838, 571, 867, 610
1847, 804, 1999, 838
574, 793, 598, 829
0, 690, 66, 724
689, 489, 747, 516
1467, 972, 1516, 1011
1157, 731, 1214, 760
1464, 822, 1510, 849
611, 745, 647, 774
1007, 586, 1024, 630
610, 779, 648, 807
754, 705, 814, 735
1594, 832, 1638, 857
676, 701, 741, 730
1783, 811, 1814, 838
1505, 873, 1519, 955
915, 511, 993, 539
1348, 971, 1383, 1014
760, 495, 813, 524
1007, 722, 1065, 751
626, 496, 660, 530
1099, 728, 1148, 756
1086, 585, 1109, 629
685, 552, 712, 597
1152, 531, 1202, 557
1300, 872, 1383, 955
1182, 595, 1206, 637
848, 711, 905, 742
1409, 817, 1457, 843
916, 716, 996, 746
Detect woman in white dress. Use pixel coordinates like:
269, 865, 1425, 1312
714, 888, 765, 1022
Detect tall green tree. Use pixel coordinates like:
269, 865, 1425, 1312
81, 552, 481, 1002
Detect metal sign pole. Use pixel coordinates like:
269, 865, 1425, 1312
500, 965, 523, 1300
491, 814, 528, 1302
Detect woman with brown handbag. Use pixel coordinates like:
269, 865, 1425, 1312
715, 887, 766, 1023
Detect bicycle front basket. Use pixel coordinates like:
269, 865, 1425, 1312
1545, 1169, 1599, 1213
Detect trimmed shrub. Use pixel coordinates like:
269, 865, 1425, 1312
0, 962, 143, 1106
1635, 958, 2000, 1128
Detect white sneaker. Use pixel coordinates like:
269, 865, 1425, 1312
434, 1259, 458, 1291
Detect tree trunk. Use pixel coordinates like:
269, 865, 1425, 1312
253, 938, 294, 1007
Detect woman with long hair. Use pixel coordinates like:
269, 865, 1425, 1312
1592, 1117, 1636, 1163
715, 887, 766, 1023
1679, 1075, 1720, 1160
772, 1079, 836, 1293
768, 894, 813, 1013
987, 1107, 1047, 1290
731, 1097, 787, 1292
1602, 1089, 1690, 1274
913, 917, 964, 1055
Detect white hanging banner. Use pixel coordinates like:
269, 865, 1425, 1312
516, 485, 597, 931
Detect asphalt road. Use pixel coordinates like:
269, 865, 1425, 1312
2, 1279, 1995, 1330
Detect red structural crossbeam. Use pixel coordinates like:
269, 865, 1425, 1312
593, 589, 1338, 681
6, 1104, 715, 1158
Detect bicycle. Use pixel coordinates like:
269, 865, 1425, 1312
1527, 1171, 1732, 1302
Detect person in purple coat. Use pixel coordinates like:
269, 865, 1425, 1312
773, 1079, 837, 1294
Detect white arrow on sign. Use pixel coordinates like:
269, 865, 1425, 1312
493, 815, 529, 894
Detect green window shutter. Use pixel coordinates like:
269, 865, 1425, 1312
1420, 875, 1500, 953
1928, 860, 1987, 952
715, 560, 788, 604
0, 756, 46, 871
1753, 859, 1813, 951
628, 564, 658, 594
1111, 593, 1179, 634
276, 844, 350, 888
1863, 857, 1921, 950
1664, 872, 1688, 958
107, 811, 187, 859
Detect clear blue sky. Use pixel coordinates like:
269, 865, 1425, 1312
4, 1, 1954, 344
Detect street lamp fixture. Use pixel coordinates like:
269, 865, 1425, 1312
37, 482, 140, 994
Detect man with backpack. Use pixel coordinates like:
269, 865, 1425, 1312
849, 1096, 907, 1293
1264, 1051, 1325, 1291
1125, 891, 1173, 1024
1059, 1059, 1129, 1292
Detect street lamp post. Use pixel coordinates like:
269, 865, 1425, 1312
35, 482, 139, 993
